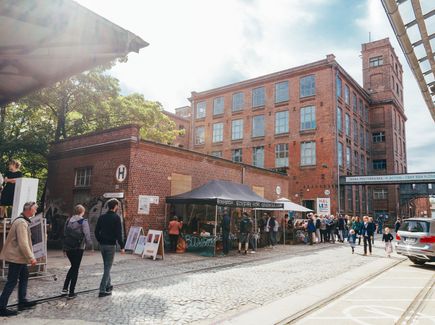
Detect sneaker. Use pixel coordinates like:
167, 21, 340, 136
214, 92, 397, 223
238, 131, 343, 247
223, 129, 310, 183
251, 251, 256, 254
61, 289, 68, 295
67, 293, 77, 300
0, 308, 18, 317
18, 300, 36, 311
98, 291, 112, 298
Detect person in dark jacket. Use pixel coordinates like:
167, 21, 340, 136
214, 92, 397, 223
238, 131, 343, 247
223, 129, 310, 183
394, 217, 401, 233
221, 208, 231, 255
338, 215, 345, 242
0, 159, 23, 218
307, 214, 316, 245
361, 216, 374, 255
95, 199, 125, 297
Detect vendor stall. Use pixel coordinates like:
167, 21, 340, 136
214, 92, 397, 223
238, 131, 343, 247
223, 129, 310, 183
165, 180, 283, 256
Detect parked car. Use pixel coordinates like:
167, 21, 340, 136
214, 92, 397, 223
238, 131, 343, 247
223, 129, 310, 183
395, 218, 435, 265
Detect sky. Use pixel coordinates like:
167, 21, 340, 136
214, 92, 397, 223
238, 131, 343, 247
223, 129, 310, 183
76, 0, 435, 173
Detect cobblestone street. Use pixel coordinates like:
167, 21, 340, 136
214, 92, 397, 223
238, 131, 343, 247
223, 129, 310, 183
1, 241, 393, 324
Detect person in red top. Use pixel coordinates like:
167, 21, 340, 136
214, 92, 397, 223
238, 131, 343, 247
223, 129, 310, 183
168, 216, 183, 252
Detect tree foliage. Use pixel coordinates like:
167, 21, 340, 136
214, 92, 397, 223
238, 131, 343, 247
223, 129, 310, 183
0, 67, 181, 184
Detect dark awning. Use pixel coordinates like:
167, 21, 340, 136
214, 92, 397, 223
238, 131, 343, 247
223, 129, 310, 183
166, 180, 284, 209
0, 0, 148, 105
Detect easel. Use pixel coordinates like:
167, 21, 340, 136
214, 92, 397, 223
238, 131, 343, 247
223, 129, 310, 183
1, 218, 55, 281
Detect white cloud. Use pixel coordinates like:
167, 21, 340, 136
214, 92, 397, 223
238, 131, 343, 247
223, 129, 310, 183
76, 0, 435, 172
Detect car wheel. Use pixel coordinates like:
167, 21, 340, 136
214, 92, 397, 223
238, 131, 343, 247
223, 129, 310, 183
409, 257, 426, 265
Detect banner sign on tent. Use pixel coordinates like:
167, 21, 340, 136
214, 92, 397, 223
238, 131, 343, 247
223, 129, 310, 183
216, 199, 283, 209
124, 226, 143, 251
142, 230, 164, 260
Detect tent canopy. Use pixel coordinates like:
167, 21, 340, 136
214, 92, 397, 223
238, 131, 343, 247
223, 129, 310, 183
254, 197, 313, 212
0, 0, 148, 105
166, 180, 284, 209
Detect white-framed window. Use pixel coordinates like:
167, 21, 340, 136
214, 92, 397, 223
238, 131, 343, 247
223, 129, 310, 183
301, 141, 316, 166
336, 75, 342, 97
275, 110, 289, 134
212, 123, 223, 143
338, 142, 343, 167
252, 86, 265, 107
275, 81, 289, 103
231, 119, 244, 140
345, 113, 351, 137
232, 92, 244, 111
300, 105, 316, 130
337, 107, 343, 132
74, 167, 92, 187
372, 131, 385, 143
369, 56, 383, 67
344, 85, 350, 104
195, 126, 205, 145
275, 143, 289, 167
346, 146, 351, 169
232, 148, 242, 163
213, 97, 224, 115
252, 115, 265, 137
196, 101, 206, 119
300, 75, 315, 98
252, 146, 264, 168
373, 188, 388, 200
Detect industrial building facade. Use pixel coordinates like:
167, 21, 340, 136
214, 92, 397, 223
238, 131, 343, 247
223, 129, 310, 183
175, 38, 407, 219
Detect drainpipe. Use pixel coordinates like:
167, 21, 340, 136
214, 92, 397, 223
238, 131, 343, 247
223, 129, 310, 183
335, 67, 341, 216
241, 166, 245, 184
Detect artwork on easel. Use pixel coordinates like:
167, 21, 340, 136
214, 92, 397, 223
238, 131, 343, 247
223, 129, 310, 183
124, 226, 144, 252
142, 230, 164, 260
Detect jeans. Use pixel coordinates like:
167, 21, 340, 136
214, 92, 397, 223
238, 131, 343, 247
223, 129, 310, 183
315, 229, 321, 243
222, 232, 230, 255
320, 229, 326, 242
272, 231, 278, 246
63, 249, 84, 294
169, 234, 179, 252
0, 262, 29, 309
338, 230, 344, 242
99, 245, 115, 293
250, 235, 257, 251
363, 236, 372, 254
308, 231, 314, 245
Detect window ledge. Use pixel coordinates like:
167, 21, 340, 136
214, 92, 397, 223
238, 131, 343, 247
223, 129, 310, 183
274, 132, 289, 138
299, 95, 315, 102
251, 136, 265, 141
212, 141, 223, 145
194, 144, 205, 147
73, 186, 91, 190
231, 139, 243, 143
195, 117, 206, 121
213, 113, 224, 118
252, 105, 265, 111
299, 129, 316, 135
274, 100, 289, 107
232, 110, 244, 115
299, 164, 316, 169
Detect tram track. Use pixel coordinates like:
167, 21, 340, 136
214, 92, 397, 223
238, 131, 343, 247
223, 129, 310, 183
7, 243, 339, 308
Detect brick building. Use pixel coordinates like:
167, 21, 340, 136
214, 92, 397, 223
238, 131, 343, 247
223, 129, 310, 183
180, 38, 406, 218
46, 124, 288, 246
163, 109, 191, 148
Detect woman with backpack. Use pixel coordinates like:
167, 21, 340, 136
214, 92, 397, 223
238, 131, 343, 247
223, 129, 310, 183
62, 205, 92, 299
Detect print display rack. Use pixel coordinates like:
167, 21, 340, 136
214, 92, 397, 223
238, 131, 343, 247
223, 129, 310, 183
1, 218, 56, 281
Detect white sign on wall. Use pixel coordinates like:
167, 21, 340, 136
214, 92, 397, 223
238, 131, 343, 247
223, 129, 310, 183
116, 164, 127, 183
316, 197, 331, 215
12, 178, 39, 220
138, 195, 159, 215
30, 213, 46, 259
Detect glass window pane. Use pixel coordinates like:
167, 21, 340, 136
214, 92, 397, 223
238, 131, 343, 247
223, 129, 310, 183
212, 123, 223, 143
213, 97, 224, 115
252, 87, 265, 107
300, 75, 315, 98
232, 92, 244, 111
231, 119, 244, 140
196, 101, 206, 119
300, 105, 316, 130
275, 110, 289, 134
252, 115, 265, 137
275, 81, 289, 103
253, 146, 264, 167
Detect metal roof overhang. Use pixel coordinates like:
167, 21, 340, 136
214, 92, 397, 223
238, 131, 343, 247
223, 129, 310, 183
381, 0, 435, 122
0, 0, 149, 106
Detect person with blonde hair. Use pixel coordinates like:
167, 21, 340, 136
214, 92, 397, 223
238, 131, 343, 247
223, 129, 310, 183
0, 159, 23, 218
62, 204, 92, 299
382, 227, 394, 258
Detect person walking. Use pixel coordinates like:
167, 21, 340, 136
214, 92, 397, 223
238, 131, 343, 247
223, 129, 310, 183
361, 216, 374, 256
348, 229, 357, 254
272, 216, 279, 247
62, 204, 93, 299
0, 159, 23, 219
353, 216, 363, 245
382, 227, 394, 258
338, 215, 345, 242
265, 214, 275, 248
330, 215, 337, 244
307, 214, 316, 245
95, 199, 125, 298
221, 208, 231, 255
319, 215, 327, 243
394, 217, 401, 233
238, 212, 252, 255
168, 216, 183, 252
0, 202, 38, 316
315, 215, 321, 243
369, 217, 376, 245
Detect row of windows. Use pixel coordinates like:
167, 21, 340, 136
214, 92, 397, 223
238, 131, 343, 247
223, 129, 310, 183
337, 107, 369, 148
195, 106, 316, 145
337, 142, 367, 174
195, 75, 316, 119
210, 141, 316, 168
336, 75, 369, 122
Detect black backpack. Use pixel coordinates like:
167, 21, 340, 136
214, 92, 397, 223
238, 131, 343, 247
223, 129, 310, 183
63, 220, 84, 250
240, 218, 251, 233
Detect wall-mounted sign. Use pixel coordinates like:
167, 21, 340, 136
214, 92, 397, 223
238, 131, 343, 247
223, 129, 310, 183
276, 186, 282, 195
316, 197, 331, 215
324, 189, 330, 196
116, 164, 127, 183
343, 173, 435, 185
103, 192, 124, 199
138, 195, 160, 214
